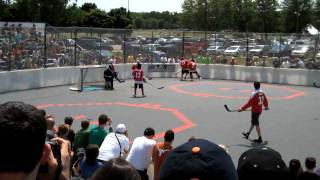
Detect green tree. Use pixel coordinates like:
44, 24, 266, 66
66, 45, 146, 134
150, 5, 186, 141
108, 7, 132, 28
0, 0, 12, 21
254, 0, 279, 33
282, 0, 313, 33
214, 0, 235, 31
314, 0, 320, 29
63, 4, 86, 26
37, 0, 69, 25
134, 17, 144, 29
81, 2, 97, 12
84, 9, 113, 28
145, 18, 159, 29
181, 0, 196, 29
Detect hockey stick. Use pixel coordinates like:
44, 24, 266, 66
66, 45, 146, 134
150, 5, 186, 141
224, 104, 239, 112
106, 65, 125, 83
145, 81, 164, 90
224, 104, 268, 112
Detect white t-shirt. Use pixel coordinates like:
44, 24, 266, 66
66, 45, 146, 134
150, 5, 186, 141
126, 136, 156, 171
98, 132, 129, 161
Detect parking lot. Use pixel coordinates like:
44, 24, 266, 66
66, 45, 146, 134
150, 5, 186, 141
1, 26, 319, 71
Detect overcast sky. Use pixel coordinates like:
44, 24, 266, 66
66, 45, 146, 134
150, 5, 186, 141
72, 0, 184, 13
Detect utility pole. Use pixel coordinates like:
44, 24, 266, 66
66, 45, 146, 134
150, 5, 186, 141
294, 11, 300, 35
205, 0, 208, 57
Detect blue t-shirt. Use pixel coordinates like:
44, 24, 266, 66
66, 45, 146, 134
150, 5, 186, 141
80, 159, 103, 179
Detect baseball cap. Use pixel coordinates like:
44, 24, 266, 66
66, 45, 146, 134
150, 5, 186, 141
159, 139, 238, 180
115, 124, 127, 133
237, 147, 289, 180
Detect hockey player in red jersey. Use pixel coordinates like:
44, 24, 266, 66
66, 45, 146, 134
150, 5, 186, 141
180, 57, 190, 80
132, 63, 145, 97
189, 59, 201, 80
238, 81, 269, 143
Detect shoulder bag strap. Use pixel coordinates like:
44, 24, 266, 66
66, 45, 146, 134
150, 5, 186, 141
114, 133, 122, 157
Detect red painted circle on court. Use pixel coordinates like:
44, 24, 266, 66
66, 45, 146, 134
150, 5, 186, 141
37, 102, 195, 140
169, 82, 305, 100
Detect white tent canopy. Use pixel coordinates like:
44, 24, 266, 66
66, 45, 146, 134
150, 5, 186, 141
306, 24, 319, 35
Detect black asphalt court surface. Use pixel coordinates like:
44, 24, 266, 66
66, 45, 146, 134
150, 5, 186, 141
1, 78, 319, 166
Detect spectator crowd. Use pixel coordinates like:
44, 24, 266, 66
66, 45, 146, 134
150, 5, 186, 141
0, 101, 319, 180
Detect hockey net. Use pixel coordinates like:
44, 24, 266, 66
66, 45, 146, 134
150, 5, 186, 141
69, 65, 106, 92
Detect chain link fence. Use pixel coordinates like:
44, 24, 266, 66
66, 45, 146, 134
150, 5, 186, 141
1, 25, 319, 71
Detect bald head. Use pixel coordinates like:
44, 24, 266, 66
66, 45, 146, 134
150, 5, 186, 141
46, 117, 55, 130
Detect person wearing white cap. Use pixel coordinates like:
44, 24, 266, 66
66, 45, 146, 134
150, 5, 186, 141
97, 124, 129, 162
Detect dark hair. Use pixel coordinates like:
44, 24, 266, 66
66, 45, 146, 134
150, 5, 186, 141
289, 159, 303, 180
254, 81, 260, 90
0, 101, 46, 173
57, 124, 69, 137
164, 130, 174, 142
39, 109, 46, 117
85, 144, 100, 166
144, 127, 155, 137
305, 157, 316, 170
98, 114, 109, 125
81, 120, 90, 130
92, 158, 141, 180
64, 116, 74, 126
137, 63, 142, 69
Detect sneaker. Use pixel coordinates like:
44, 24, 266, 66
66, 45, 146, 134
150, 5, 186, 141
242, 132, 249, 139
132, 95, 136, 98
253, 138, 262, 143
119, 80, 125, 83
142, 95, 146, 98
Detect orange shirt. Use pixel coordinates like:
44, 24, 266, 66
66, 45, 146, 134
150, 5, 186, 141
152, 142, 173, 180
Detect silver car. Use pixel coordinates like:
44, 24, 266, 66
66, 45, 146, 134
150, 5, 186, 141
224, 45, 246, 56
207, 46, 225, 55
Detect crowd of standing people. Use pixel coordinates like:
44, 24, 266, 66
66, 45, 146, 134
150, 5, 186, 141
0, 101, 319, 180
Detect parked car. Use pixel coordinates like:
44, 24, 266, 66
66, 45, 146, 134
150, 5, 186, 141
268, 45, 292, 57
209, 41, 224, 47
206, 46, 225, 55
151, 51, 166, 63
45, 58, 58, 67
291, 45, 314, 57
145, 43, 161, 52
224, 45, 246, 56
157, 44, 179, 57
249, 45, 270, 56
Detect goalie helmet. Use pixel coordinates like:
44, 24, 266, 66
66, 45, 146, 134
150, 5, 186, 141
108, 59, 114, 64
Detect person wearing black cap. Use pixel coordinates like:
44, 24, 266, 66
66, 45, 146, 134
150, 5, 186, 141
126, 127, 156, 180
237, 147, 289, 180
238, 81, 269, 143
159, 138, 238, 180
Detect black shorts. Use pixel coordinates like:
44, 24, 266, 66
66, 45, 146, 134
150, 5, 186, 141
251, 112, 261, 125
135, 83, 143, 89
182, 69, 189, 74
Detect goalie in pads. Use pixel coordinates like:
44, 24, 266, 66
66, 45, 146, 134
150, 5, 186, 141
104, 60, 125, 90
